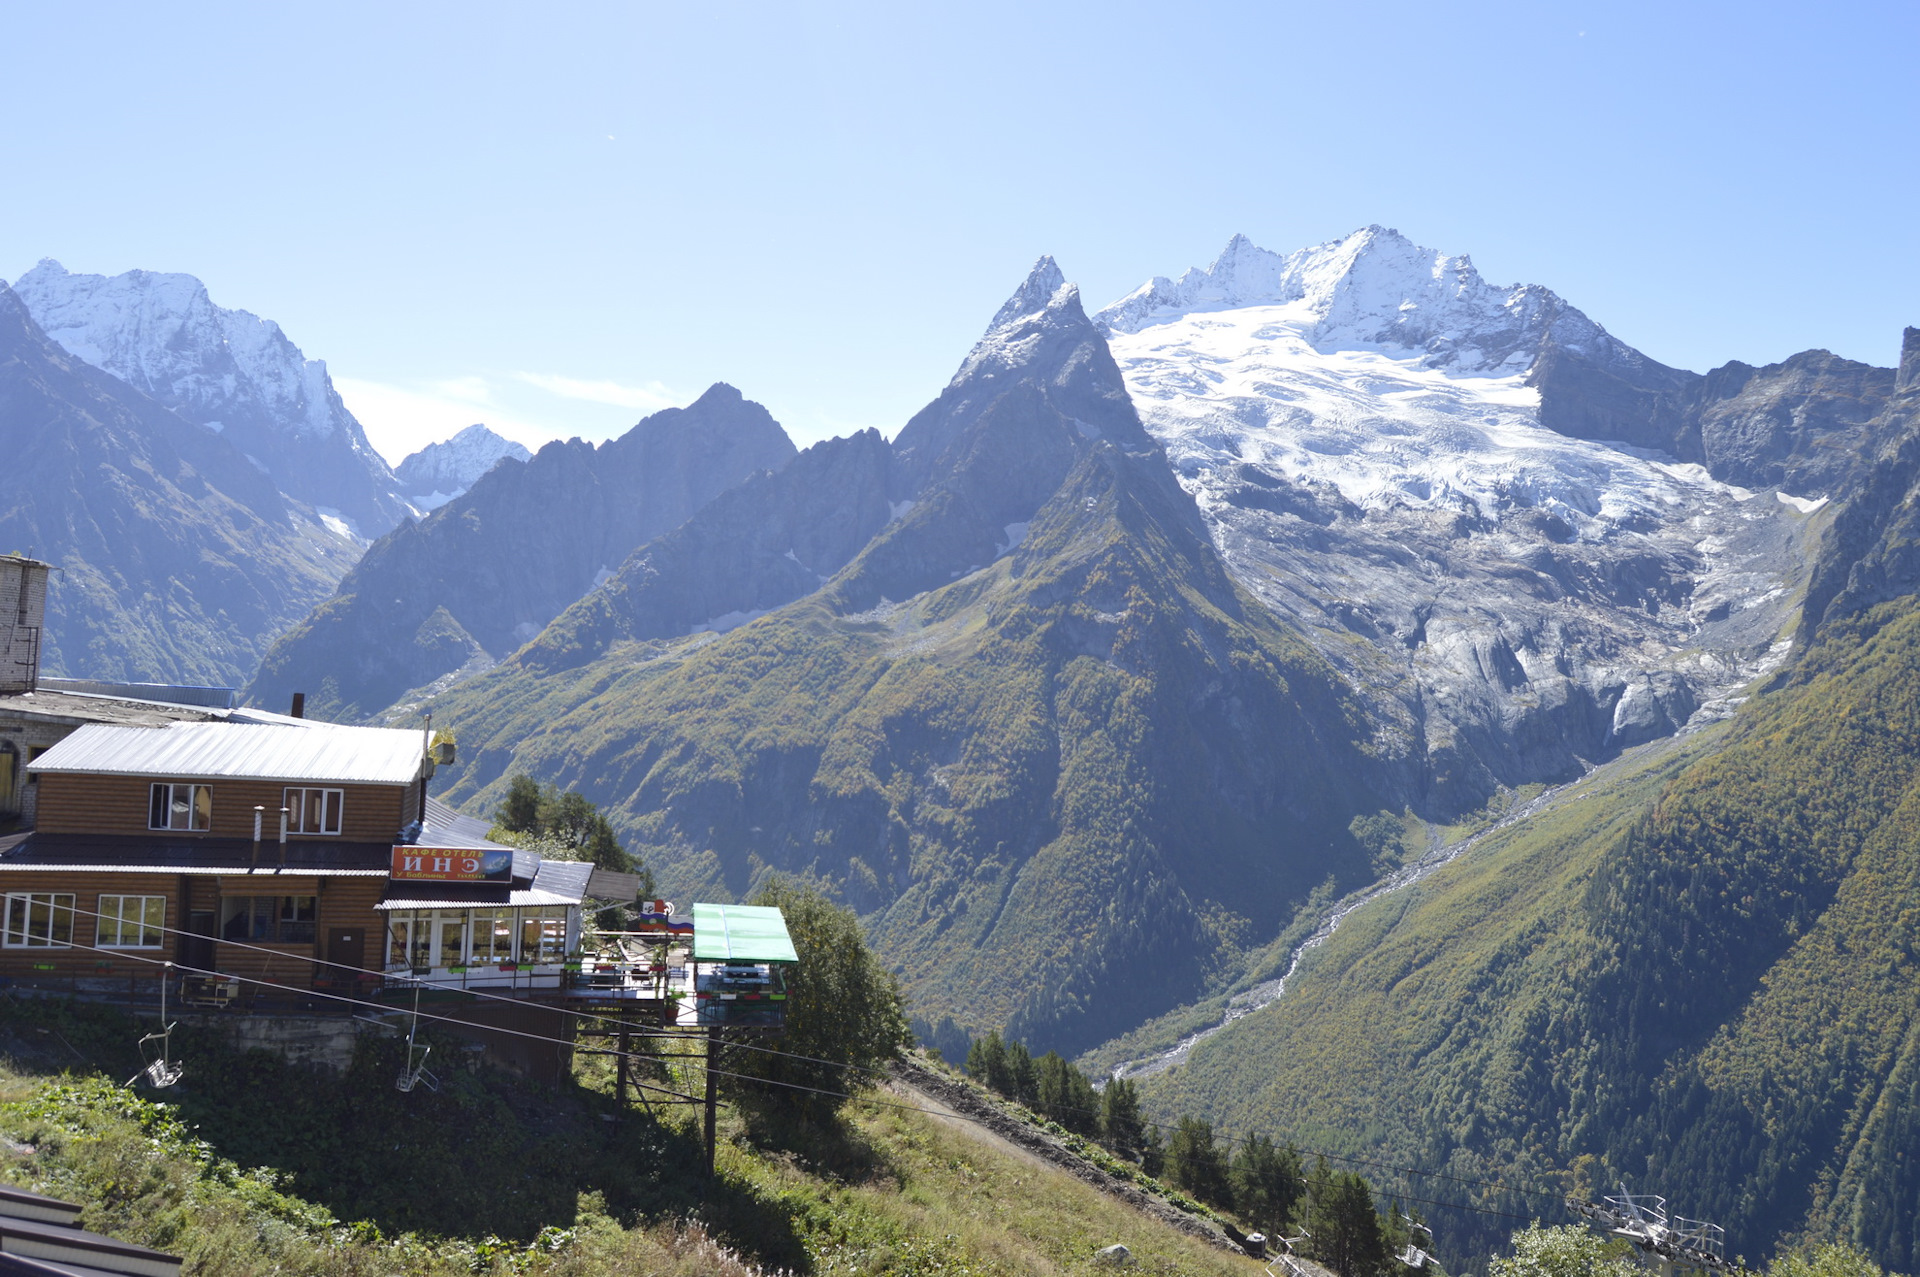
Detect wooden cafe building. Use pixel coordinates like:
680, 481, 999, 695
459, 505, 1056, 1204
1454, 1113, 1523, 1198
0, 718, 604, 1003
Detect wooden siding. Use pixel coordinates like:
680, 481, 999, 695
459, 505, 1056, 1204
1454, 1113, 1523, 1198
35, 774, 409, 842
0, 870, 390, 992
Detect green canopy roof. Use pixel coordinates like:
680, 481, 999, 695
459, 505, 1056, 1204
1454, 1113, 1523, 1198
692, 903, 799, 963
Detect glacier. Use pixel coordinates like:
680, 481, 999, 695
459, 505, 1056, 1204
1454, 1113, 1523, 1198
1095, 227, 1817, 811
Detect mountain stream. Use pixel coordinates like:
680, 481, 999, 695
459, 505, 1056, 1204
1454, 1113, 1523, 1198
1108, 780, 1578, 1081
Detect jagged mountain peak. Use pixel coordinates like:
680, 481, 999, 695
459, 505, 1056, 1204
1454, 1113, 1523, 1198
1096, 225, 1626, 375
949, 262, 1091, 392
987, 255, 1070, 332
14, 258, 294, 387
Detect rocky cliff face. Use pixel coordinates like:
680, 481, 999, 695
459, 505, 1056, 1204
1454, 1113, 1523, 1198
523, 427, 896, 669
11, 260, 409, 536
521, 259, 1162, 669
245, 384, 797, 721
0, 282, 355, 684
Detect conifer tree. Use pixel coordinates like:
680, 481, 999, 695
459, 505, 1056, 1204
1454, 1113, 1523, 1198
1006, 1039, 1037, 1106
1232, 1133, 1304, 1236
1306, 1158, 1389, 1277
1100, 1076, 1147, 1161
1167, 1116, 1235, 1209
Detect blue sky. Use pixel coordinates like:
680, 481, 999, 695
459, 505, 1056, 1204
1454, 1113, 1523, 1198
2, 1, 1914, 460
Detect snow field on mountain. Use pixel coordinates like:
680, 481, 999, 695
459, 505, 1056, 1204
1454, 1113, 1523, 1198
1107, 299, 1754, 538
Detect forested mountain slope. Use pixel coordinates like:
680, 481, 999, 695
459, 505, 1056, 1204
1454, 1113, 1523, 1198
429, 266, 1393, 1055
1129, 328, 1920, 1274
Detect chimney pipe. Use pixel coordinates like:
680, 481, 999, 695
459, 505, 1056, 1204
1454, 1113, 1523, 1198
289, 692, 306, 719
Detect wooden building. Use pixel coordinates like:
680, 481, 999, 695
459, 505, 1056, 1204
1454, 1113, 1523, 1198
0, 719, 597, 1006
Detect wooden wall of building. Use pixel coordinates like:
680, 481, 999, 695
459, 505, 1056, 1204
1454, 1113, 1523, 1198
35, 775, 409, 842
0, 871, 389, 994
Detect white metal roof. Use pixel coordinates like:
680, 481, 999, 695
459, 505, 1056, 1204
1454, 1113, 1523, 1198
26, 722, 428, 785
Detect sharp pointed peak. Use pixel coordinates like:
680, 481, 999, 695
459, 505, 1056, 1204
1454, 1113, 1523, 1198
988, 256, 1072, 332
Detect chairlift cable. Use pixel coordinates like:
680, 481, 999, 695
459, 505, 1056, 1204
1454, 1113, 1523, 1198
42, 898, 1576, 1219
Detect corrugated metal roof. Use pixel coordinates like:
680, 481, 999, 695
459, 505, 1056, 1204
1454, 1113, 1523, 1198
415, 797, 511, 851
26, 722, 427, 785
691, 903, 799, 963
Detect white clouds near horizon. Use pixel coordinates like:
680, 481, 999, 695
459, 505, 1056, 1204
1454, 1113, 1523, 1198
514, 371, 678, 412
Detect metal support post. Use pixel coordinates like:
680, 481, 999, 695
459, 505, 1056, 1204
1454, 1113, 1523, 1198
704, 1026, 720, 1178
616, 1020, 630, 1112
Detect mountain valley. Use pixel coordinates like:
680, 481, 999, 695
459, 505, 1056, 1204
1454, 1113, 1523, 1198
6, 226, 1919, 1271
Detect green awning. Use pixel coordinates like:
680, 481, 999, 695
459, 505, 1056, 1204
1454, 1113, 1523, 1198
692, 903, 799, 963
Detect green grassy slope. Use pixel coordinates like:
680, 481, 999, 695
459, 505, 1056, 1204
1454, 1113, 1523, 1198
0, 999, 1260, 1277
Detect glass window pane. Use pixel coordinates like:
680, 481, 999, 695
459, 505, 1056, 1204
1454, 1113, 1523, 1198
437, 913, 466, 966
149, 785, 169, 829
324, 790, 342, 833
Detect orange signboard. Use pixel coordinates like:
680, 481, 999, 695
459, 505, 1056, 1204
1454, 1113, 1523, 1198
390, 848, 514, 882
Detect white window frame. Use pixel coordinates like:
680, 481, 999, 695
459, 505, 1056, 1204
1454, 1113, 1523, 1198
148, 782, 211, 832
283, 786, 344, 836
96, 895, 166, 949
4, 893, 75, 948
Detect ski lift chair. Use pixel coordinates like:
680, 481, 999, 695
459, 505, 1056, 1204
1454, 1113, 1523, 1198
133, 963, 184, 1088
394, 982, 439, 1093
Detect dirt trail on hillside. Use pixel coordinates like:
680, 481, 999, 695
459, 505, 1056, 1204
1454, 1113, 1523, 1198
890, 1058, 1260, 1259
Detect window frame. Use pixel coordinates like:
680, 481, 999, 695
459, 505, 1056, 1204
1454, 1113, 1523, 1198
96, 895, 166, 949
219, 895, 317, 945
3, 893, 75, 948
148, 782, 212, 832
282, 786, 344, 836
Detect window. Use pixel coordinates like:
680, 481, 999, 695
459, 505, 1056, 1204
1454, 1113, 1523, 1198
520, 907, 569, 964
148, 783, 211, 831
219, 896, 316, 944
435, 911, 467, 967
283, 787, 343, 835
472, 908, 516, 963
97, 896, 165, 948
4, 893, 74, 948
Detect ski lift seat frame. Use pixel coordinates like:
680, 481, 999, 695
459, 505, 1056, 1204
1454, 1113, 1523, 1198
394, 981, 439, 1094
132, 963, 184, 1089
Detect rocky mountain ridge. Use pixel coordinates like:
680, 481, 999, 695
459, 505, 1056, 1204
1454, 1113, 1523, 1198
425, 262, 1388, 1055
245, 383, 797, 721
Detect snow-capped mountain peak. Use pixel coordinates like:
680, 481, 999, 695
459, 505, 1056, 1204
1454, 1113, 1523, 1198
15, 259, 349, 440
988, 255, 1069, 332
1096, 226, 1623, 375
11, 259, 408, 534
395, 424, 533, 510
